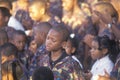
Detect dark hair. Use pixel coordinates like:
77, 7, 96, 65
68, 33, 79, 54
0, 7, 11, 18
1, 43, 18, 57
12, 30, 27, 41
32, 66, 54, 80
34, 22, 52, 35
51, 23, 70, 41
93, 35, 119, 63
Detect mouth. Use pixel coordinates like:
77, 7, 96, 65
46, 45, 51, 50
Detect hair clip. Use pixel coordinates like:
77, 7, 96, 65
70, 33, 75, 39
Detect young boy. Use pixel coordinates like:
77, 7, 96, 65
29, 0, 60, 27
10, 30, 29, 68
39, 24, 84, 80
29, 0, 50, 23
1, 43, 24, 80
29, 22, 52, 77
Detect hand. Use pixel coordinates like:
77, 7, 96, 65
98, 70, 111, 80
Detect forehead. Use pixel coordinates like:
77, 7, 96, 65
92, 40, 99, 47
48, 29, 63, 39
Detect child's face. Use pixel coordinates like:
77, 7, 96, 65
62, 0, 74, 11
33, 28, 43, 46
45, 29, 63, 52
90, 40, 103, 60
29, 5, 44, 21
65, 40, 75, 55
13, 35, 26, 51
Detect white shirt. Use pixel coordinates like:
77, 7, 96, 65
90, 55, 114, 80
8, 16, 25, 31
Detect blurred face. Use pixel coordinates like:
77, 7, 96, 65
33, 28, 43, 46
90, 40, 103, 60
13, 35, 26, 51
65, 40, 74, 55
62, 0, 74, 11
45, 29, 63, 52
29, 5, 44, 21
0, 11, 7, 28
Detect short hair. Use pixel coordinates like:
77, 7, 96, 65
32, 66, 54, 80
29, 0, 47, 9
51, 23, 70, 41
93, 2, 118, 22
12, 30, 27, 41
1, 43, 18, 57
0, 7, 11, 17
33, 22, 52, 35
93, 35, 119, 63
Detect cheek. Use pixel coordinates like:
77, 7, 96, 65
91, 50, 100, 60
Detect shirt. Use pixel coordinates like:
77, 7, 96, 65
91, 55, 114, 80
8, 16, 25, 31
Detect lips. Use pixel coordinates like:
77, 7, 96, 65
46, 45, 51, 50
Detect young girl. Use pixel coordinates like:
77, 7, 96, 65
65, 33, 83, 69
86, 35, 119, 80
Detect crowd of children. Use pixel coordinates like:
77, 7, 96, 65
0, 0, 120, 80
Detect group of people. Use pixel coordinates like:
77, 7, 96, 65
0, 0, 120, 80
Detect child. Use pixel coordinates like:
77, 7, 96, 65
64, 33, 83, 69
29, 0, 50, 23
85, 35, 119, 80
0, 5, 24, 31
10, 30, 29, 68
29, 22, 52, 77
32, 66, 54, 80
1, 43, 23, 80
39, 23, 85, 80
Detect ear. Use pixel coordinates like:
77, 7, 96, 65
62, 41, 67, 49
71, 47, 76, 54
102, 48, 108, 55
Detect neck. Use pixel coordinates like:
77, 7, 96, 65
40, 14, 50, 22
51, 49, 63, 61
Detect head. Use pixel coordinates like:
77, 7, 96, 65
91, 2, 118, 24
33, 22, 52, 46
32, 66, 54, 80
0, 7, 11, 28
65, 33, 78, 55
90, 36, 119, 62
11, 30, 27, 51
29, 0, 47, 21
45, 23, 70, 52
62, 0, 77, 11
0, 30, 8, 46
1, 43, 18, 64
